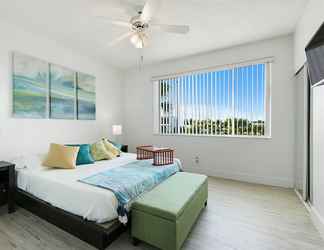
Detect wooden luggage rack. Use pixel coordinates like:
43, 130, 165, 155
136, 145, 174, 166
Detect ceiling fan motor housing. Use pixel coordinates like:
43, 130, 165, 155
130, 15, 149, 32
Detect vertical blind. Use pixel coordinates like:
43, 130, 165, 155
156, 61, 271, 137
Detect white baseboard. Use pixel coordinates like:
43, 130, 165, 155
294, 189, 324, 240
186, 168, 293, 188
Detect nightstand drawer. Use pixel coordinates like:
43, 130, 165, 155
0, 169, 8, 182
0, 161, 15, 213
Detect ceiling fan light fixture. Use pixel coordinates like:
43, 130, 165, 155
130, 33, 141, 45
134, 40, 144, 49
130, 32, 148, 49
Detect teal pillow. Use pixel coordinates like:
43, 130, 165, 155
109, 140, 123, 151
66, 144, 95, 165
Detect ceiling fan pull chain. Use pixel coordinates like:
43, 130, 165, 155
139, 54, 144, 71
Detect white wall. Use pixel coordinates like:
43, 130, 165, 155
294, 67, 308, 197
294, 0, 324, 73
311, 85, 324, 230
123, 35, 295, 188
0, 21, 124, 160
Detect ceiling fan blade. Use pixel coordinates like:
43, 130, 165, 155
117, 0, 143, 15
141, 0, 161, 22
150, 23, 190, 34
92, 0, 141, 18
95, 16, 130, 28
108, 32, 133, 47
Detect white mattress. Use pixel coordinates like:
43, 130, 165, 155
15, 153, 138, 223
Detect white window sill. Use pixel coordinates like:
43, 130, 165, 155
153, 133, 272, 139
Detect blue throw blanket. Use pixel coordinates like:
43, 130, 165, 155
79, 159, 181, 224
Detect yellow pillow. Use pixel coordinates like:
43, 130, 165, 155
43, 143, 79, 169
102, 138, 121, 158
91, 140, 115, 161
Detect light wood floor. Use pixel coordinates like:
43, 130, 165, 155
0, 177, 323, 250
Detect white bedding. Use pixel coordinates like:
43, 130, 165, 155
14, 153, 138, 223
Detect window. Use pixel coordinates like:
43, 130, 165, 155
153, 59, 271, 137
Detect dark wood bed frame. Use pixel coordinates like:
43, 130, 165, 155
14, 145, 130, 250
16, 188, 127, 250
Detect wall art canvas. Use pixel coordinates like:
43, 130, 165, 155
12, 52, 48, 118
50, 64, 76, 119
77, 72, 96, 120
12, 51, 96, 120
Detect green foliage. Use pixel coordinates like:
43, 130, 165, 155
160, 83, 170, 97
161, 117, 265, 136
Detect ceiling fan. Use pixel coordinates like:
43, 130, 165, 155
94, 0, 190, 49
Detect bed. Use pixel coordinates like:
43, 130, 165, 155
13, 152, 181, 250
16, 153, 139, 223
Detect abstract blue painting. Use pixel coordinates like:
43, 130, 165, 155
12, 52, 48, 118
12, 52, 96, 120
77, 72, 96, 120
50, 64, 75, 119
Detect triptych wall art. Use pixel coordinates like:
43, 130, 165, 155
12, 52, 96, 120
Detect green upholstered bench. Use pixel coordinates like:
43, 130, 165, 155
131, 172, 208, 250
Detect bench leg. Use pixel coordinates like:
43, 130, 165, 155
132, 237, 140, 246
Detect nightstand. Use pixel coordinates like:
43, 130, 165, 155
121, 145, 128, 153
0, 161, 15, 213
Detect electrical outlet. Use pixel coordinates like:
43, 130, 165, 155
195, 156, 199, 164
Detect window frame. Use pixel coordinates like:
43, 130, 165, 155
152, 57, 273, 139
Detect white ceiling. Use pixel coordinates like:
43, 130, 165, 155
0, 0, 307, 69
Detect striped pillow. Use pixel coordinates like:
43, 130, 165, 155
91, 140, 115, 161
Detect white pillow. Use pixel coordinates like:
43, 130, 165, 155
11, 154, 45, 170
